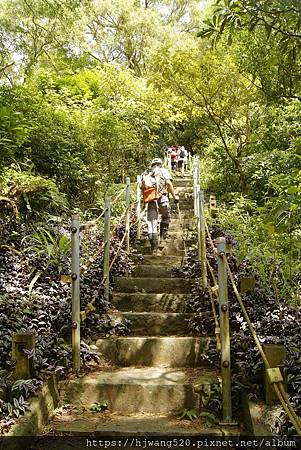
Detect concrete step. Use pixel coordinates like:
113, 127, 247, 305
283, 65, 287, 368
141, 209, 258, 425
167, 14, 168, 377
177, 186, 193, 193
111, 292, 189, 312
174, 179, 193, 187
113, 277, 194, 293
175, 205, 194, 211
110, 312, 194, 335
131, 265, 174, 278
94, 336, 212, 367
170, 217, 193, 224
61, 367, 218, 414
174, 200, 194, 209
134, 246, 185, 256
40, 413, 236, 441
169, 221, 194, 231
138, 236, 196, 248
171, 211, 192, 219
137, 239, 185, 254
132, 255, 184, 266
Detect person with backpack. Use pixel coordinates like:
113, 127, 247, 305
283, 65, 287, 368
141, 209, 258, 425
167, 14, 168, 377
141, 158, 179, 255
170, 147, 178, 172
177, 146, 188, 177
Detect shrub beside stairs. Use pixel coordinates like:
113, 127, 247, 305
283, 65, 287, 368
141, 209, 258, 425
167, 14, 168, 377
40, 176, 241, 439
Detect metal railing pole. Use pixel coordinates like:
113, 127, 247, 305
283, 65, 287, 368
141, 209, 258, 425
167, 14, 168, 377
125, 177, 130, 252
199, 190, 207, 290
193, 162, 198, 216
136, 175, 141, 240
103, 197, 111, 299
216, 236, 232, 424
197, 185, 201, 260
71, 214, 80, 373
190, 154, 194, 176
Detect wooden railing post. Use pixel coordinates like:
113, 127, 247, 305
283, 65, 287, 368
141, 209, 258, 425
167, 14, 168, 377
199, 190, 207, 290
71, 214, 80, 373
12, 332, 35, 379
136, 175, 141, 240
216, 237, 232, 424
125, 177, 130, 252
103, 197, 111, 299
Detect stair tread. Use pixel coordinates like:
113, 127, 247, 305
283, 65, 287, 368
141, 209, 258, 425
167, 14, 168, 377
113, 277, 194, 294
96, 336, 211, 340
94, 336, 213, 367
112, 293, 190, 298
112, 311, 195, 316
45, 413, 233, 437
114, 277, 195, 281
65, 367, 218, 386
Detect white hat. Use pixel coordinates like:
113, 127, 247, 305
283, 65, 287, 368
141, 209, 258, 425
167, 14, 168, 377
151, 158, 163, 166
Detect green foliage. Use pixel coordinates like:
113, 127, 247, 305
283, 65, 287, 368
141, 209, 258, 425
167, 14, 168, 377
199, 0, 301, 57
179, 408, 199, 421
22, 226, 71, 274
198, 411, 219, 425
0, 103, 30, 169
89, 400, 109, 413
0, 166, 67, 221
216, 196, 301, 304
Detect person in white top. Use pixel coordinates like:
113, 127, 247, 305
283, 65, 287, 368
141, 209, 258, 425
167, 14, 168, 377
141, 158, 179, 255
177, 146, 188, 177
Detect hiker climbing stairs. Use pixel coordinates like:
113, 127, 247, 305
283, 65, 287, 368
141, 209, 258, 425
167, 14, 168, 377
36, 176, 240, 445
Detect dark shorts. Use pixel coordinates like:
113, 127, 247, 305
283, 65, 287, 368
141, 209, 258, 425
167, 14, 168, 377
147, 200, 171, 224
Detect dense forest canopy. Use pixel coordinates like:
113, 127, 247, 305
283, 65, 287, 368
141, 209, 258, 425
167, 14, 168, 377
0, 0, 300, 301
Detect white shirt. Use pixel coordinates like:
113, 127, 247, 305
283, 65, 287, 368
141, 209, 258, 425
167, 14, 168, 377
177, 146, 188, 162
160, 167, 172, 181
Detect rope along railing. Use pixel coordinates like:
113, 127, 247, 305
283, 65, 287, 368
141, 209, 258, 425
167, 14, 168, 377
223, 253, 301, 435
191, 164, 301, 433
70, 177, 146, 373
79, 186, 126, 231
69, 153, 195, 373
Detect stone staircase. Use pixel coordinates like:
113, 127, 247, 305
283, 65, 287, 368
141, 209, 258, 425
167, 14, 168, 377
37, 176, 240, 443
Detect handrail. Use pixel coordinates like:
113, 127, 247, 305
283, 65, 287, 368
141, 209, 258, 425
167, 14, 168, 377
81, 232, 128, 321
110, 207, 127, 236
131, 205, 147, 227
80, 242, 105, 276
80, 186, 126, 230
205, 220, 217, 254
197, 182, 301, 433
208, 284, 221, 351
191, 167, 301, 432
80, 210, 105, 230
111, 186, 127, 206
223, 252, 301, 435
108, 232, 127, 273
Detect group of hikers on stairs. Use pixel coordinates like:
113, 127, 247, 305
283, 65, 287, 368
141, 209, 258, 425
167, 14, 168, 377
141, 156, 187, 256
165, 145, 188, 175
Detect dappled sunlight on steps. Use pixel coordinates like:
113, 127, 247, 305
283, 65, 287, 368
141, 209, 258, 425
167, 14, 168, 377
38, 175, 241, 439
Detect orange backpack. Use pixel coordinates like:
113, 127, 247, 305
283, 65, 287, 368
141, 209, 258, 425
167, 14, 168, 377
142, 168, 165, 203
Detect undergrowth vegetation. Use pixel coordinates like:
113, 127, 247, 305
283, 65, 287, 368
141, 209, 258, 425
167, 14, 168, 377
0, 214, 138, 432
174, 224, 301, 437
216, 198, 301, 307
0, 0, 300, 438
